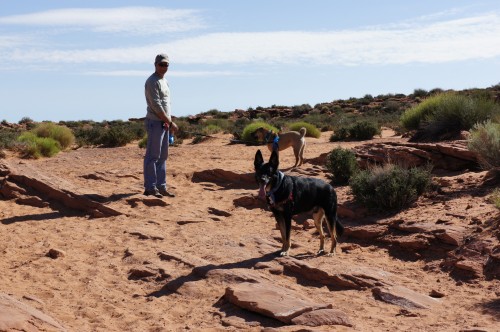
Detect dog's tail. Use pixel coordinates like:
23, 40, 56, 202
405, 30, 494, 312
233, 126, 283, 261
299, 127, 306, 138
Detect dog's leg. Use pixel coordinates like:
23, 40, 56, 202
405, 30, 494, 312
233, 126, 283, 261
313, 207, 326, 255
281, 215, 292, 256
324, 212, 338, 256
298, 142, 305, 166
274, 214, 288, 256
292, 146, 301, 167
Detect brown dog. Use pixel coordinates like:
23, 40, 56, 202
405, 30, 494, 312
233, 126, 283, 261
253, 127, 306, 167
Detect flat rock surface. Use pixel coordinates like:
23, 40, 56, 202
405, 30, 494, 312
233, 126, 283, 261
1, 131, 499, 331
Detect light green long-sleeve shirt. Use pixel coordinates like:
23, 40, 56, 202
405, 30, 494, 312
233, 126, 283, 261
145, 72, 171, 123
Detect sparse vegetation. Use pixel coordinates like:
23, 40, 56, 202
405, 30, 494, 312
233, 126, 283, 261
33, 122, 74, 149
401, 92, 500, 141
288, 121, 321, 138
489, 188, 500, 209
325, 147, 359, 184
468, 120, 500, 169
330, 120, 381, 141
17, 131, 61, 158
349, 163, 432, 210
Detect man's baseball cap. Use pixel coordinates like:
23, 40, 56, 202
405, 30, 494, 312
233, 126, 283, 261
155, 53, 169, 64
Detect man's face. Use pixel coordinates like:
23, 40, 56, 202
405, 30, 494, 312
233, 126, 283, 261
155, 62, 169, 75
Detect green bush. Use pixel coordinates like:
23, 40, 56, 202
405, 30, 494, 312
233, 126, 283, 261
98, 126, 135, 147
401, 92, 500, 141
203, 124, 223, 135
348, 120, 380, 140
18, 132, 61, 159
489, 188, 500, 209
32, 122, 74, 149
468, 120, 500, 169
0, 128, 21, 149
288, 121, 321, 138
350, 163, 432, 210
326, 147, 359, 184
241, 122, 279, 144
330, 127, 349, 142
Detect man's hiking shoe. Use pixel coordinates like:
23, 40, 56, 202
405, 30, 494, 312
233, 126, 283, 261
157, 187, 176, 197
143, 188, 163, 198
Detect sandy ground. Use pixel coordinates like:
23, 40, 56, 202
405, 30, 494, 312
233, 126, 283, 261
0, 130, 499, 331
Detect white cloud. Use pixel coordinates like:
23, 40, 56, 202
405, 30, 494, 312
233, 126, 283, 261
84, 70, 242, 77
1, 10, 500, 68
0, 7, 205, 34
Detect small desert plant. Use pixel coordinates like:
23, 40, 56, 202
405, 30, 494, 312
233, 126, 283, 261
202, 124, 223, 135
413, 88, 428, 98
0, 128, 21, 149
98, 126, 135, 147
468, 120, 500, 169
17, 132, 61, 158
241, 122, 279, 144
32, 122, 74, 149
330, 127, 349, 142
489, 188, 500, 209
288, 121, 321, 138
326, 147, 359, 184
401, 92, 500, 141
350, 163, 432, 210
348, 120, 381, 140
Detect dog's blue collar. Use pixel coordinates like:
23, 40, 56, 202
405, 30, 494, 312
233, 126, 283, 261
264, 131, 280, 152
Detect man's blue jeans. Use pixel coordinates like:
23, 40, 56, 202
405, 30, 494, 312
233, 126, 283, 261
143, 118, 169, 191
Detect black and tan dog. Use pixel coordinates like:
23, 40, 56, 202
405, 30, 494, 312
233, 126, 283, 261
253, 127, 306, 167
254, 149, 344, 256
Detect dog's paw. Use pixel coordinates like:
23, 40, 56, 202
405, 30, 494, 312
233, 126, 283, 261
279, 251, 289, 257
326, 251, 336, 257
316, 249, 325, 256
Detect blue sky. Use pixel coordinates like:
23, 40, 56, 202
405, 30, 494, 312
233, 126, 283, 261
1, 0, 499, 123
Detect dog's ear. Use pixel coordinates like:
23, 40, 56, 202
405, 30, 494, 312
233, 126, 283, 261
269, 150, 279, 170
254, 149, 264, 170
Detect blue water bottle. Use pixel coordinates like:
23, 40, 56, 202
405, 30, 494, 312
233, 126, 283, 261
169, 133, 174, 145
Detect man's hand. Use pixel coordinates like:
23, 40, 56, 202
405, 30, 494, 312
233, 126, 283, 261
170, 121, 179, 133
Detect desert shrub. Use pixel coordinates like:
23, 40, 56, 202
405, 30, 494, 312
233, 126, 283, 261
0, 128, 21, 149
138, 135, 147, 148
204, 118, 232, 133
203, 124, 223, 135
241, 122, 279, 144
383, 100, 402, 113
348, 120, 381, 140
288, 121, 321, 138
302, 112, 336, 132
326, 147, 359, 184
232, 117, 251, 138
401, 93, 500, 140
291, 104, 312, 118
32, 122, 74, 149
468, 120, 500, 169
330, 127, 349, 142
350, 163, 432, 211
489, 188, 500, 209
98, 126, 135, 147
17, 132, 61, 159
401, 94, 445, 130
73, 126, 107, 146
18, 117, 36, 130
413, 88, 428, 98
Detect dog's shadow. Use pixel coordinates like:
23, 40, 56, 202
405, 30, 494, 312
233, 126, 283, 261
147, 253, 277, 298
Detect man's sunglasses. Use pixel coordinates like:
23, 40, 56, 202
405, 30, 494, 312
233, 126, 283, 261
158, 63, 169, 68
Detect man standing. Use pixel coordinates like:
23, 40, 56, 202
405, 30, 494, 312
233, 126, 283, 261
143, 53, 178, 198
